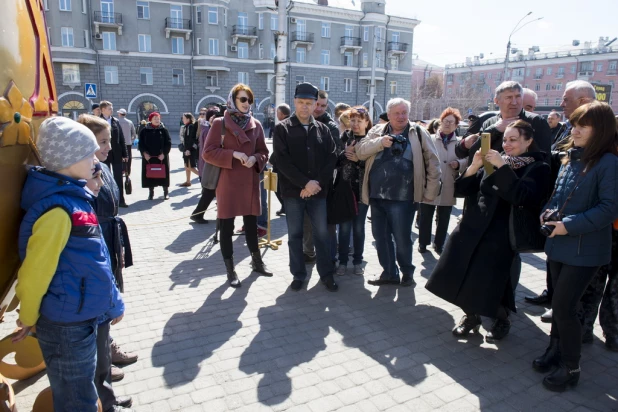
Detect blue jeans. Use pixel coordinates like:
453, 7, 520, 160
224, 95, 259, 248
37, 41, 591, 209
258, 172, 268, 228
338, 202, 369, 265
284, 197, 335, 280
370, 199, 416, 280
36, 316, 99, 412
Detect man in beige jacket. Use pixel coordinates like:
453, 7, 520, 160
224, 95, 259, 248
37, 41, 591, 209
356, 98, 441, 287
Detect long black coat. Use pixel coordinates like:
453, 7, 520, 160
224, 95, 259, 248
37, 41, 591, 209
102, 116, 128, 164
426, 153, 550, 318
138, 124, 172, 188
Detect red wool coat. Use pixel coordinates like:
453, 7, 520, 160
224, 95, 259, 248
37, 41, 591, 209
203, 111, 269, 219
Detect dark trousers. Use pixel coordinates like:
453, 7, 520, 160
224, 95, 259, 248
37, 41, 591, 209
124, 145, 133, 176
338, 202, 369, 266
284, 197, 334, 280
549, 260, 599, 364
272, 167, 285, 212
219, 215, 259, 259
418, 204, 452, 249
578, 267, 618, 339
104, 160, 125, 204
95, 322, 115, 411
192, 187, 216, 218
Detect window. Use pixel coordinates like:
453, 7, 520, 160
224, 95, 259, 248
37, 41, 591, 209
543, 98, 549, 106
555, 97, 561, 105
344, 25, 353, 37
526, 68, 530, 77
322, 22, 331, 38
196, 38, 201, 55
206, 71, 218, 87
610, 80, 615, 87
535, 83, 540, 91
270, 44, 276, 59
271, 14, 278, 30
446, 74, 454, 85
61, 27, 74, 47
570, 64, 576, 74
390, 57, 398, 71
138, 34, 151, 53
237, 41, 248, 59
83, 30, 89, 48
44, 0, 48, 10
223, 9, 227, 26
321, 50, 330, 66
172, 37, 184, 54
172, 69, 184, 85
534, 68, 543, 79
375, 52, 381, 68
196, 7, 202, 24
321, 77, 329, 91
344, 52, 353, 67
208, 7, 217, 24
546, 67, 552, 75
546, 83, 551, 91
362, 53, 368, 68
296, 47, 306, 63
104, 66, 118, 84
102, 32, 116, 50
557, 67, 565, 77
170, 5, 182, 28
140, 67, 153, 85
344, 78, 352, 93
363, 26, 369, 41
296, 19, 306, 34
258, 13, 263, 30
62, 64, 80, 84
59, 0, 71, 11
391, 31, 400, 43
295, 75, 305, 85
259, 43, 264, 59
390, 81, 397, 95
238, 72, 248, 85
580, 61, 593, 71
237, 12, 248, 27
556, 83, 562, 91
365, 81, 370, 94
610, 61, 617, 70
375, 27, 382, 41
208, 38, 219, 56
81, 0, 87, 13
597, 64, 603, 72
488, 73, 493, 80
137, 1, 149, 19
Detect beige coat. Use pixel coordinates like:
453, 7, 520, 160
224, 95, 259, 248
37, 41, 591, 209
423, 134, 468, 206
356, 122, 442, 205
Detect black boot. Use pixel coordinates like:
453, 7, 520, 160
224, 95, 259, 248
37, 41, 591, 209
224, 258, 241, 288
486, 317, 511, 341
452, 314, 482, 337
542, 362, 580, 392
163, 187, 169, 200
148, 188, 154, 200
533, 337, 561, 373
251, 252, 273, 277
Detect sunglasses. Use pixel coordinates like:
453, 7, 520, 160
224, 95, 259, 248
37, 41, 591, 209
199, 112, 206, 116
236, 97, 253, 104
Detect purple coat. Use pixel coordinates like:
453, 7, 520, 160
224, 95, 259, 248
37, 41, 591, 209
197, 119, 210, 176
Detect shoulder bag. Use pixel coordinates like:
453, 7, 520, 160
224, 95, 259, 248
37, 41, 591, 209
202, 118, 226, 190
146, 159, 166, 179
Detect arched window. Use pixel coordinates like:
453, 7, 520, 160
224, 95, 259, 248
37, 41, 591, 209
138, 102, 159, 123
62, 100, 86, 120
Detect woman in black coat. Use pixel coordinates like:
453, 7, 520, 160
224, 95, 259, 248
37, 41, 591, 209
179, 112, 200, 187
426, 120, 551, 341
138, 112, 172, 200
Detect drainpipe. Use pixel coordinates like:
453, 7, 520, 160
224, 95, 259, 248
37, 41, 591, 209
382, 15, 391, 115
190, 0, 195, 112
88, 0, 102, 101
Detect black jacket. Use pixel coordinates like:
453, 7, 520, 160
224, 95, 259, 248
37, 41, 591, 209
315, 112, 343, 152
273, 114, 337, 199
138, 124, 172, 188
102, 116, 128, 164
183, 122, 198, 152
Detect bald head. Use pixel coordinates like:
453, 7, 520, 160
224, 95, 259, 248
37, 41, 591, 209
561, 80, 597, 118
522, 88, 538, 112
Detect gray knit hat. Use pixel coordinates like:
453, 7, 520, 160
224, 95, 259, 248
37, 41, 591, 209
37, 117, 100, 172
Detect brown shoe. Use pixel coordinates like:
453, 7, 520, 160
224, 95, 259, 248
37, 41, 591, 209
111, 341, 138, 366
111, 365, 125, 382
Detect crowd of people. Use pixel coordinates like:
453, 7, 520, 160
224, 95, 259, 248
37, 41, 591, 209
11, 76, 618, 411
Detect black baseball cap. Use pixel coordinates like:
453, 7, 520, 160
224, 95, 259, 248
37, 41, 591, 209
91, 103, 100, 110
294, 82, 319, 100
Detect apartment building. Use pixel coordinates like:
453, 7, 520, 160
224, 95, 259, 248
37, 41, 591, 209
45, 0, 418, 131
443, 37, 618, 115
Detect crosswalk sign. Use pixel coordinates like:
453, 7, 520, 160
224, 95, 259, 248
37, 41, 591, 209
85, 83, 97, 99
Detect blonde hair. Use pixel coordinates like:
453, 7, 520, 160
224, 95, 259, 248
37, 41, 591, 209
77, 114, 110, 136
339, 112, 351, 129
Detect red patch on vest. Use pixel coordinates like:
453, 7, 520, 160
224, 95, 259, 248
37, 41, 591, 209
71, 211, 99, 226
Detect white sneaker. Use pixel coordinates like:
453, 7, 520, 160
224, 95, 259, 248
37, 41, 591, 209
354, 264, 364, 276
336, 264, 347, 276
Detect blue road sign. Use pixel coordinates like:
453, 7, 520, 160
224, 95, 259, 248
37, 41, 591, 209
85, 83, 97, 99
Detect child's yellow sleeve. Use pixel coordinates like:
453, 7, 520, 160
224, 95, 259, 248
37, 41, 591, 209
16, 208, 71, 326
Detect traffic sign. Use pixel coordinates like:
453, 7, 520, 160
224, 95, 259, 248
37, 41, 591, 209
85, 83, 97, 99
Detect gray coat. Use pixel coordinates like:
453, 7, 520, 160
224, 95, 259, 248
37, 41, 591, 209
423, 134, 467, 206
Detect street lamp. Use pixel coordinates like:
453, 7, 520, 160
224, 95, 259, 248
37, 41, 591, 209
503, 12, 543, 80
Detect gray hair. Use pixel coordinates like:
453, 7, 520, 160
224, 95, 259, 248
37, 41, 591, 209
565, 80, 597, 100
523, 88, 538, 103
494, 81, 523, 99
547, 110, 560, 119
386, 98, 411, 113
276, 103, 291, 117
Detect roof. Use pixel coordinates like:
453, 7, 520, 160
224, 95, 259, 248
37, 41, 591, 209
295, 0, 362, 11
412, 58, 443, 70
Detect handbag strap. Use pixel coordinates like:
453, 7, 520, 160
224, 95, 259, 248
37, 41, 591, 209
549, 165, 582, 215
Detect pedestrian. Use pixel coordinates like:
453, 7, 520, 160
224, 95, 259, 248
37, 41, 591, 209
356, 97, 442, 287
272, 103, 291, 217
335, 106, 372, 276
99, 101, 129, 208
532, 102, 618, 392
191, 107, 221, 224
273, 82, 338, 292
116, 108, 136, 176
418, 108, 467, 255
547, 110, 566, 147
13, 117, 125, 412
138, 112, 172, 200
179, 113, 200, 187
523, 88, 538, 112
92, 103, 101, 117
203, 83, 272, 288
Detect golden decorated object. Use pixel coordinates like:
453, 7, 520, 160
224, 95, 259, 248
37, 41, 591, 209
258, 170, 284, 250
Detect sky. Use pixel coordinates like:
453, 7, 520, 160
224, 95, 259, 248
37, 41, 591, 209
380, 0, 618, 67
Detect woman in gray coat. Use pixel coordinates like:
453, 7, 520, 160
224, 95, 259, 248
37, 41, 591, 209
532, 102, 618, 392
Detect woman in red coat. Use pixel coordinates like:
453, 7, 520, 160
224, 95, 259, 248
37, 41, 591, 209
203, 84, 272, 287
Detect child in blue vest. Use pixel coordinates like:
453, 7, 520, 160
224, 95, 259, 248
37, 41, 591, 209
13, 117, 125, 412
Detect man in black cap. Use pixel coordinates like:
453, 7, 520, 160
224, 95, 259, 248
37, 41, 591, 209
92, 103, 101, 117
273, 82, 338, 292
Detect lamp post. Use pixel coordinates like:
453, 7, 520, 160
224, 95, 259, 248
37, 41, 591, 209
503, 12, 543, 81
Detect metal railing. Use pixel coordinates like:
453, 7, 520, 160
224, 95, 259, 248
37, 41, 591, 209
387, 42, 408, 52
290, 31, 314, 42
165, 18, 191, 30
232, 25, 257, 37
340, 36, 361, 47
94, 11, 122, 24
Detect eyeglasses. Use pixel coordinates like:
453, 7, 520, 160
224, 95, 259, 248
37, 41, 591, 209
236, 97, 253, 104
199, 113, 206, 116
441, 120, 456, 125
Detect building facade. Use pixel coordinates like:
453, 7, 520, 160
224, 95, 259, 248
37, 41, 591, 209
443, 37, 618, 116
44, 0, 418, 132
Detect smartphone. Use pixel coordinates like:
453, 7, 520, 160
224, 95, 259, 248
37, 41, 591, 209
480, 133, 494, 175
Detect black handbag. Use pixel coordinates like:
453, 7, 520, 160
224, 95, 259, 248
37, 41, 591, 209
201, 118, 225, 190
124, 175, 132, 195
327, 170, 358, 225
178, 143, 185, 152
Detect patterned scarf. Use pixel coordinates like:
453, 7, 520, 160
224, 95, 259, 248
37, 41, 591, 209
439, 131, 455, 148
226, 90, 252, 130
502, 155, 535, 169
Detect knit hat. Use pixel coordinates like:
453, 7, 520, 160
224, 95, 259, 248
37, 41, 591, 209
37, 117, 100, 172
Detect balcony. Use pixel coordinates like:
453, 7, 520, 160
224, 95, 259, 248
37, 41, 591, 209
577, 71, 594, 80
93, 11, 123, 35
555, 73, 564, 79
533, 74, 543, 80
340, 37, 362, 55
387, 42, 408, 59
165, 18, 192, 40
607, 69, 617, 76
290, 31, 314, 51
231, 25, 258, 46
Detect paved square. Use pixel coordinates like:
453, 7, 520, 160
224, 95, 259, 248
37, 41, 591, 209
4, 144, 617, 411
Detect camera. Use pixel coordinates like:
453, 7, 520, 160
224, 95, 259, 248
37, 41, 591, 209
389, 134, 407, 156
540, 209, 563, 237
